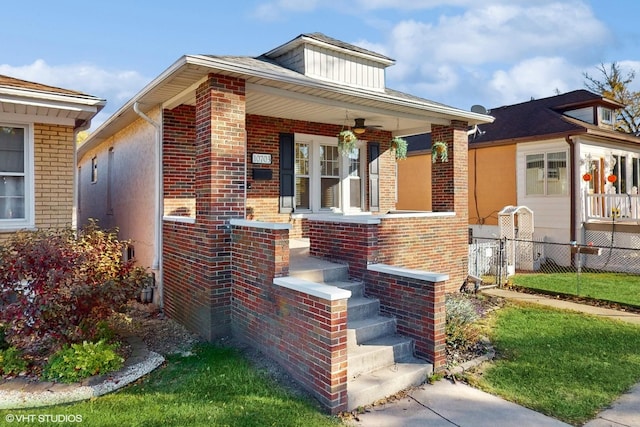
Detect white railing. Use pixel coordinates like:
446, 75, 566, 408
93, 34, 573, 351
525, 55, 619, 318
584, 192, 640, 222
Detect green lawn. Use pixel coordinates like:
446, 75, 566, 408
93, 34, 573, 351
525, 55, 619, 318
469, 303, 640, 425
511, 272, 640, 307
0, 344, 340, 427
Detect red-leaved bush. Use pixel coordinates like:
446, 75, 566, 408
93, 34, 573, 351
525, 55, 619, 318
0, 221, 149, 355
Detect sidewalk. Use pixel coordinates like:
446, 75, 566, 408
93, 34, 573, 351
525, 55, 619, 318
350, 288, 640, 427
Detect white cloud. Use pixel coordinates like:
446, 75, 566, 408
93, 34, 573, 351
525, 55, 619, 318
0, 60, 148, 103
0, 60, 151, 130
488, 57, 582, 106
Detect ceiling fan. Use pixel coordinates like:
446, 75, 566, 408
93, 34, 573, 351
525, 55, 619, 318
351, 118, 383, 134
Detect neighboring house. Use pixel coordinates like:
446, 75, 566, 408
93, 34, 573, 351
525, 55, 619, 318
398, 89, 640, 260
0, 75, 104, 243
77, 33, 492, 412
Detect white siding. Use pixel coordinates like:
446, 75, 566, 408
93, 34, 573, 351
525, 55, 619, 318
517, 140, 571, 242
303, 45, 386, 91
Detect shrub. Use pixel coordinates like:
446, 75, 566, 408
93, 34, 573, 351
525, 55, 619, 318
446, 294, 481, 350
0, 346, 28, 375
43, 340, 124, 383
0, 221, 149, 355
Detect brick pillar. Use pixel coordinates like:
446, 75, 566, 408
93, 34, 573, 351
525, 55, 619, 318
431, 120, 469, 215
193, 74, 246, 339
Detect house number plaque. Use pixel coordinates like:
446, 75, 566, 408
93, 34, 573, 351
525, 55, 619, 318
252, 153, 272, 164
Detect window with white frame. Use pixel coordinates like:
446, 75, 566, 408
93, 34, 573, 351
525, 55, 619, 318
525, 151, 568, 196
0, 125, 32, 227
294, 135, 364, 213
91, 156, 98, 183
599, 107, 613, 124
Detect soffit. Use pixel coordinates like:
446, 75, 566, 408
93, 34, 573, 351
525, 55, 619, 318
81, 55, 492, 158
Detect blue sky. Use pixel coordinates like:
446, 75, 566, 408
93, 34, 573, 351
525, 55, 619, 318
2, 0, 639, 129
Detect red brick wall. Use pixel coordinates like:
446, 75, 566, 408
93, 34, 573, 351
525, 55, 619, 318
231, 223, 348, 413
163, 105, 196, 216
378, 216, 467, 291
366, 269, 446, 369
308, 220, 378, 280
162, 74, 246, 341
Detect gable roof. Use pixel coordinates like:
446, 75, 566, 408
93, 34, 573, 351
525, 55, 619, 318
0, 74, 106, 129
79, 33, 493, 160
469, 89, 637, 146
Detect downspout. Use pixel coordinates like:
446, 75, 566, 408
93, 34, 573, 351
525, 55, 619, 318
133, 102, 163, 306
72, 121, 91, 231
565, 136, 577, 244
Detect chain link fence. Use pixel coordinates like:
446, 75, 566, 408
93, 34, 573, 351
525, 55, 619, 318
469, 234, 640, 286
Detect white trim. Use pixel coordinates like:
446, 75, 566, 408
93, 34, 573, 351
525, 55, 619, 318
0, 87, 104, 108
229, 219, 291, 230
0, 112, 76, 127
163, 215, 196, 224
367, 263, 449, 283
0, 123, 35, 230
273, 276, 351, 301
305, 215, 381, 225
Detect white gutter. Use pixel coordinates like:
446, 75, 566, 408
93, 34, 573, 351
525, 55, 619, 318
133, 102, 163, 306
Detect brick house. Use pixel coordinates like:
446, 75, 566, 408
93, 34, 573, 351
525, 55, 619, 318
77, 33, 492, 412
0, 75, 104, 243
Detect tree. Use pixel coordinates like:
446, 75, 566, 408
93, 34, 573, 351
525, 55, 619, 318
584, 62, 640, 135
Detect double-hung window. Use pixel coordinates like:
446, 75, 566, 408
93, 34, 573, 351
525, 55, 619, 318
525, 151, 568, 196
0, 124, 33, 228
294, 134, 364, 213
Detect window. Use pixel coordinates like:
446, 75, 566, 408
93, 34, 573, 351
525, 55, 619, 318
599, 107, 613, 124
0, 125, 32, 227
633, 157, 639, 191
107, 148, 114, 214
294, 135, 364, 213
612, 155, 627, 193
295, 143, 310, 210
91, 156, 98, 183
320, 145, 340, 209
525, 151, 568, 196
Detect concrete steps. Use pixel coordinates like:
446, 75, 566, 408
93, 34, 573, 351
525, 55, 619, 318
289, 255, 432, 410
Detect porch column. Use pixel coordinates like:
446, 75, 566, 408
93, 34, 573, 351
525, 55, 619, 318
431, 120, 469, 214
191, 74, 246, 339
430, 120, 470, 288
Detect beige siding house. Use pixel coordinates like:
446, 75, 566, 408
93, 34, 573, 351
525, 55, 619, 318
0, 75, 104, 242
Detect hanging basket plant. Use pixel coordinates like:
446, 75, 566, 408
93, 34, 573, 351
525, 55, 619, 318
432, 141, 448, 163
390, 136, 408, 160
337, 130, 358, 156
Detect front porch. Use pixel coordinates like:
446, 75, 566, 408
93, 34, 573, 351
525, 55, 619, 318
584, 193, 640, 223
230, 214, 455, 413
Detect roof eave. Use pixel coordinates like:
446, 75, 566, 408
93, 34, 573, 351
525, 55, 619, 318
79, 54, 493, 158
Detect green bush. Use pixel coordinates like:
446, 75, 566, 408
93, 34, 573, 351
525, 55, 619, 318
446, 294, 480, 349
0, 346, 28, 375
43, 340, 124, 383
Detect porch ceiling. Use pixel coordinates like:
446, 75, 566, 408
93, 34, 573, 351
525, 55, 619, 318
80, 54, 492, 159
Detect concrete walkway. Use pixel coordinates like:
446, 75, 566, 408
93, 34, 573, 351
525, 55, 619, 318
351, 287, 640, 427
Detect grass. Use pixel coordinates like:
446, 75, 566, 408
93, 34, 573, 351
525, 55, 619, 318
511, 272, 640, 307
467, 303, 640, 425
0, 344, 341, 427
